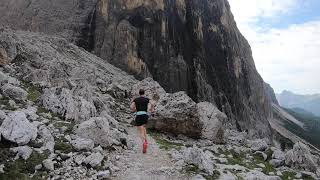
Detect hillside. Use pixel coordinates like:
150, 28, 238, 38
283, 108, 320, 149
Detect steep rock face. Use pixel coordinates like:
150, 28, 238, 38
264, 82, 279, 105
0, 0, 272, 137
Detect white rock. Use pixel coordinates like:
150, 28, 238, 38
10, 146, 33, 160
250, 139, 268, 152
181, 147, 214, 174
285, 142, 318, 173
276, 171, 282, 176
93, 146, 104, 153
84, 152, 104, 167
71, 137, 94, 151
38, 125, 55, 152
75, 116, 122, 147
35, 164, 43, 170
43, 159, 55, 171
272, 150, 285, 161
0, 111, 37, 145
22, 106, 39, 121
0, 110, 6, 121
0, 164, 4, 174
74, 154, 86, 165
1, 83, 27, 101
96, 170, 110, 179
42, 87, 96, 122
257, 163, 266, 168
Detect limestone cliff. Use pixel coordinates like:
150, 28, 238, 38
0, 0, 272, 137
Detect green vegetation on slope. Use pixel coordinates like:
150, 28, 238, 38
283, 108, 320, 149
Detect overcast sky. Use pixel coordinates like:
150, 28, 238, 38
228, 0, 320, 95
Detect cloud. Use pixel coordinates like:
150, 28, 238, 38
228, 0, 320, 94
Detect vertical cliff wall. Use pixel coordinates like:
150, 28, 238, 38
0, 0, 272, 137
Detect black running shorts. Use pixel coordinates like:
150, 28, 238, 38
135, 114, 148, 126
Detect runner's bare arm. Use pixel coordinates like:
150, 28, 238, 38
130, 102, 136, 112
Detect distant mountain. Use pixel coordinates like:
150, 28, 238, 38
277, 90, 320, 117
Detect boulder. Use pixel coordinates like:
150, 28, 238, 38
138, 78, 227, 142
42, 87, 96, 122
285, 142, 318, 173
0, 111, 37, 145
75, 116, 124, 147
38, 125, 55, 152
43, 159, 55, 171
1, 83, 27, 101
71, 137, 94, 151
10, 146, 33, 160
197, 102, 227, 143
181, 147, 214, 175
272, 150, 285, 161
250, 139, 268, 152
83, 152, 104, 167
269, 159, 284, 168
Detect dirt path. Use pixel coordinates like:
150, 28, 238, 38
113, 125, 192, 180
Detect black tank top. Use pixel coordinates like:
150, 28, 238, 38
134, 96, 149, 112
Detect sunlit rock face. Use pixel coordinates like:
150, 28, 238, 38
0, 0, 272, 138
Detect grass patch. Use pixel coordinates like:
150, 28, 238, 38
149, 131, 183, 150
281, 171, 296, 180
0, 96, 17, 111
54, 137, 73, 153
184, 165, 220, 179
0, 151, 49, 179
21, 81, 42, 103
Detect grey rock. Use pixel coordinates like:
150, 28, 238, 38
42, 87, 97, 123
75, 116, 125, 148
0, 164, 4, 174
74, 154, 86, 165
269, 159, 284, 168
35, 164, 43, 170
84, 152, 104, 167
93, 146, 104, 153
140, 79, 226, 142
272, 150, 285, 161
250, 139, 269, 152
38, 125, 55, 152
0, 111, 37, 145
96, 170, 110, 179
285, 142, 318, 173
10, 146, 33, 160
1, 83, 27, 101
71, 137, 94, 151
181, 146, 214, 175
0, 109, 6, 122
43, 159, 55, 171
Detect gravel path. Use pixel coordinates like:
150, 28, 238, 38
113, 125, 192, 180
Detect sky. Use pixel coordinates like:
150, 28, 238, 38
228, 0, 320, 95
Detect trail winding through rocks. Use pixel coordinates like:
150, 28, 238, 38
113, 124, 192, 180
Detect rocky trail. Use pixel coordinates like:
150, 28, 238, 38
113, 125, 191, 180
